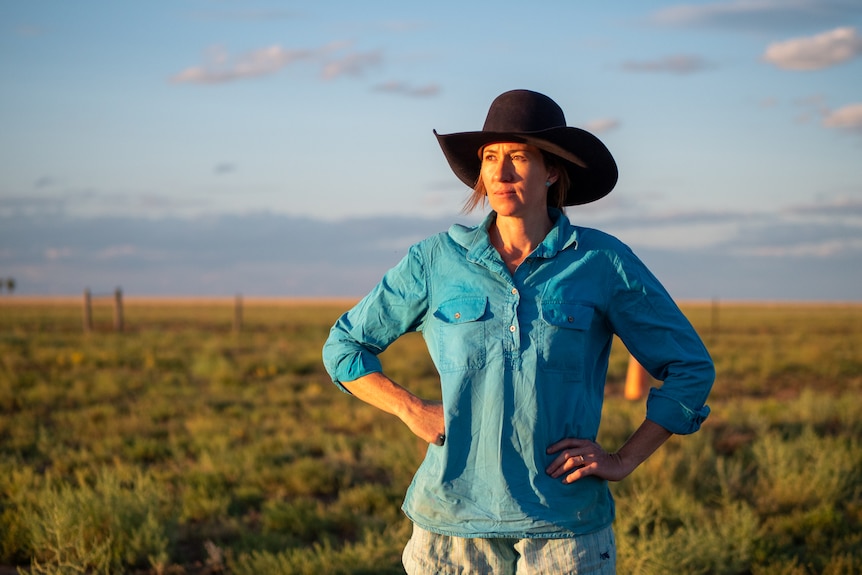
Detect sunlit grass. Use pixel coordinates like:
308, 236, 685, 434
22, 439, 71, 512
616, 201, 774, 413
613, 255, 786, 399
0, 298, 860, 573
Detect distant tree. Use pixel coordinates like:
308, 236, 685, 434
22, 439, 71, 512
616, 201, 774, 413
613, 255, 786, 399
6, 278, 14, 294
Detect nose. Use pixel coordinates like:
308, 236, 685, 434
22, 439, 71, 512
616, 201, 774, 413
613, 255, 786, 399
494, 156, 515, 182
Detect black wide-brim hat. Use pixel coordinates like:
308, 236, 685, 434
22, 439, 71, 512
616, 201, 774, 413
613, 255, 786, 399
434, 89, 618, 206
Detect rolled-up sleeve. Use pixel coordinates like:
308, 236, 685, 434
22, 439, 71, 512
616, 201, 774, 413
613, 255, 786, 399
607, 246, 715, 435
646, 387, 712, 435
322, 244, 430, 393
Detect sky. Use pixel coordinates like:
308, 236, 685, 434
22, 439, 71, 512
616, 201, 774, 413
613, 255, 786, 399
1, 0, 861, 301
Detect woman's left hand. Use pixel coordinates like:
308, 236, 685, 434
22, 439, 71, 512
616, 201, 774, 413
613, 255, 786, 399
545, 438, 631, 484
547, 421, 673, 484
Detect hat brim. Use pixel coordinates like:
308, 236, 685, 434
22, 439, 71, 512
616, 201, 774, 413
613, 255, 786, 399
434, 126, 618, 206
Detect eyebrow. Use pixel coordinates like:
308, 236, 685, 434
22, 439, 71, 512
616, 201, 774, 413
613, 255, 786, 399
482, 144, 533, 154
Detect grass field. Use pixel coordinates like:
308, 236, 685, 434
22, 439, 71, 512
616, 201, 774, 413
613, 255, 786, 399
1, 297, 860, 574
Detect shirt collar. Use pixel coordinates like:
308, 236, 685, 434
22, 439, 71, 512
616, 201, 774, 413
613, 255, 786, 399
448, 208, 579, 261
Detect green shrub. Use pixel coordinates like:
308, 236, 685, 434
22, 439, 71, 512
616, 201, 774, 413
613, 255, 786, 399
1, 301, 860, 573
752, 426, 861, 514
19, 467, 173, 574
229, 520, 410, 575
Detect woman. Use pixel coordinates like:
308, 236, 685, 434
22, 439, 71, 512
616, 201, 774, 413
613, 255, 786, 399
323, 89, 714, 574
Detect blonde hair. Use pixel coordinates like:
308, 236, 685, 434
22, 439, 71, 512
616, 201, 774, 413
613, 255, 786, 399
461, 149, 570, 214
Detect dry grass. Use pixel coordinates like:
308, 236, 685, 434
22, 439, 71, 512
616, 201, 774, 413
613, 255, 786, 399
0, 298, 860, 574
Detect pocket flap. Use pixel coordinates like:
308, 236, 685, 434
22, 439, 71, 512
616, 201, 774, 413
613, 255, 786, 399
541, 303, 593, 330
434, 297, 488, 324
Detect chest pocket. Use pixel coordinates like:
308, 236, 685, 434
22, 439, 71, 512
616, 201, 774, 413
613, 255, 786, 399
539, 303, 593, 377
433, 296, 488, 373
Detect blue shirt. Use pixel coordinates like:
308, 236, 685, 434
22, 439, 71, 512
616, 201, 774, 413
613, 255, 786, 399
323, 209, 714, 538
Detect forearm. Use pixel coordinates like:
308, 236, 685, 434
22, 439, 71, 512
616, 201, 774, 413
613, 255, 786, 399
341, 371, 445, 444
341, 371, 421, 420
613, 418, 673, 474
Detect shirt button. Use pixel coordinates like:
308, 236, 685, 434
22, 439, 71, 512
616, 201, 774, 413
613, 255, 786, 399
567, 316, 574, 323
511, 288, 518, 295
454, 312, 461, 319
509, 325, 516, 332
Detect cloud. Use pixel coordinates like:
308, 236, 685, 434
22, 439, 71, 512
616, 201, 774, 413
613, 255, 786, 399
0, 212, 458, 296
171, 45, 316, 84
409, 84, 441, 97
170, 41, 391, 85
791, 96, 862, 132
580, 208, 747, 250
321, 50, 382, 79
605, 209, 747, 229
170, 41, 353, 85
651, 0, 862, 32
378, 20, 425, 33
214, 162, 237, 175
652, 0, 781, 26
823, 102, 862, 132
730, 213, 862, 259
373, 81, 440, 97
738, 238, 862, 257
1, 194, 66, 217
790, 93, 830, 124
15, 25, 43, 37
95, 245, 144, 260
188, 10, 302, 22
763, 26, 862, 70
44, 247, 74, 261
169, 40, 437, 97
578, 197, 862, 263
786, 197, 862, 216
34, 176, 56, 189
728, 213, 862, 257
583, 118, 620, 134
0, 188, 212, 219
2, 208, 860, 300
621, 54, 713, 75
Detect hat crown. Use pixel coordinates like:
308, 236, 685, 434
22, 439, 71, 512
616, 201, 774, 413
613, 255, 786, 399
434, 89, 617, 206
482, 89, 567, 133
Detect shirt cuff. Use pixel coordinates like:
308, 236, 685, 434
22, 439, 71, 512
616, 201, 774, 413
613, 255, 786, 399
331, 351, 383, 394
646, 388, 710, 435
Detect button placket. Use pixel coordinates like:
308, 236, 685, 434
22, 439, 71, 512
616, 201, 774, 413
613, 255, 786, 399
501, 280, 524, 370
507, 283, 520, 342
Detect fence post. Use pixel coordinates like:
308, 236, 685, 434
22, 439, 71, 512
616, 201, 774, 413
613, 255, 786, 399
113, 287, 124, 332
233, 293, 243, 333
711, 297, 720, 344
83, 288, 93, 333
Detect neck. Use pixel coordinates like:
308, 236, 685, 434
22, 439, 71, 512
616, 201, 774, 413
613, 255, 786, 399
490, 210, 554, 272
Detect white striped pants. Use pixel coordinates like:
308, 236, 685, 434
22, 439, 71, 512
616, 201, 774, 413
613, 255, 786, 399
402, 523, 616, 574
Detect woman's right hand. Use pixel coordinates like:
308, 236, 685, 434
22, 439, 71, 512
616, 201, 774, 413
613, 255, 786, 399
401, 398, 446, 445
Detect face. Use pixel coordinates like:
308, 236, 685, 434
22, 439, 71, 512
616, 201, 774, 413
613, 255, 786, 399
479, 143, 557, 218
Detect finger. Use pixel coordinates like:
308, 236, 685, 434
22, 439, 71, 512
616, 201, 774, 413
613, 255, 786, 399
545, 450, 574, 475
562, 462, 595, 484
566, 459, 599, 483
546, 452, 587, 477
546, 438, 591, 454
545, 456, 564, 476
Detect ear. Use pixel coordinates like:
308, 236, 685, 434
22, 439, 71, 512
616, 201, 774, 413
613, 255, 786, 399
546, 166, 559, 185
